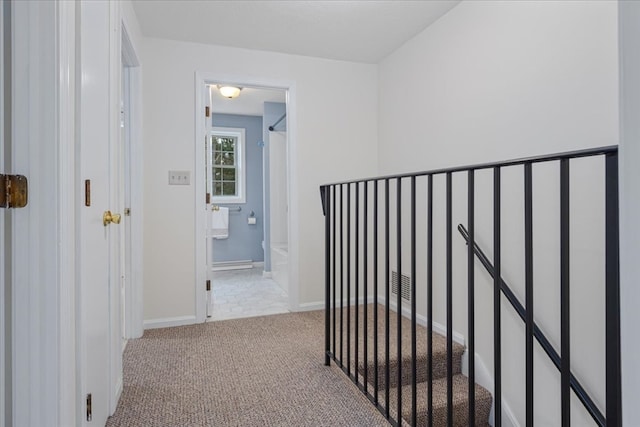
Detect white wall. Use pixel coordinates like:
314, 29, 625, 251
378, 1, 618, 425
122, 0, 143, 52
619, 1, 640, 424
141, 38, 378, 321
269, 131, 288, 246
379, 1, 617, 174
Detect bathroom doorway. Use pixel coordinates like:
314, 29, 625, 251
197, 80, 292, 321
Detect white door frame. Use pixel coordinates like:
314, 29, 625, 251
194, 72, 300, 322
108, 0, 123, 414
1, 2, 7, 425
121, 23, 144, 341
619, 1, 640, 423
58, 1, 78, 425
10, 1, 74, 425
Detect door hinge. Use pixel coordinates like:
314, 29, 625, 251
86, 393, 92, 421
0, 174, 28, 208
85, 179, 91, 207
206, 280, 211, 291
205, 106, 210, 117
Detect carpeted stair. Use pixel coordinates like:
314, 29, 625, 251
334, 304, 492, 426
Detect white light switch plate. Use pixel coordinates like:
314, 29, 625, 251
168, 170, 190, 185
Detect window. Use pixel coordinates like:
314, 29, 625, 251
206, 127, 246, 203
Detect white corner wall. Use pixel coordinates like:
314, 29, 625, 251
122, 0, 143, 53
141, 38, 377, 321
379, 1, 618, 175
378, 1, 618, 425
619, 0, 640, 424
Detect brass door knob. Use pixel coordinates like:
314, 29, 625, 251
103, 210, 122, 226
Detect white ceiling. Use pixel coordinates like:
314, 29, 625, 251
133, 0, 460, 116
131, 0, 461, 64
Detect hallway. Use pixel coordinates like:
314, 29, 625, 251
106, 311, 388, 427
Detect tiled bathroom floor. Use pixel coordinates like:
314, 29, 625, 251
208, 267, 289, 321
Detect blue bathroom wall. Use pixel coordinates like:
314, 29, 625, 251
262, 102, 287, 271
211, 113, 264, 263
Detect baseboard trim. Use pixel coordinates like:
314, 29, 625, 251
297, 301, 324, 311
112, 377, 123, 415
143, 315, 197, 330
212, 260, 253, 271
461, 351, 520, 427
297, 296, 373, 312
377, 296, 465, 346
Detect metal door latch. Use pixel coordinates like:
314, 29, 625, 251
0, 174, 28, 208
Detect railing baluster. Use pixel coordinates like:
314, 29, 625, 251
605, 152, 621, 426
494, 167, 502, 427
385, 178, 391, 419
355, 182, 360, 384
324, 186, 331, 366
411, 176, 417, 426
560, 159, 571, 427
364, 181, 369, 395
427, 174, 434, 427
340, 184, 344, 368
333, 184, 336, 359
458, 222, 605, 427
347, 183, 352, 377
446, 172, 453, 427
374, 180, 379, 404
525, 163, 534, 427
468, 170, 476, 427
319, 146, 618, 427
397, 178, 403, 425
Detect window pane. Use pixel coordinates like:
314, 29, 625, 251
210, 130, 242, 201
222, 168, 235, 180
213, 182, 223, 196
221, 138, 235, 152
221, 152, 235, 166
222, 182, 236, 196
214, 152, 223, 165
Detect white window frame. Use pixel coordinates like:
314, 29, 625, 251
208, 127, 246, 204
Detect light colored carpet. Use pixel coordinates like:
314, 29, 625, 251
106, 310, 390, 427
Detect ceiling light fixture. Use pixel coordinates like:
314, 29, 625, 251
218, 85, 242, 99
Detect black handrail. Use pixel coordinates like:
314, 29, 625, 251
457, 224, 605, 427
322, 145, 617, 187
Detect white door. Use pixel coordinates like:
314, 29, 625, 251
205, 85, 214, 317
121, 71, 128, 349
1, 3, 7, 425
6, 1, 73, 424
78, 1, 122, 424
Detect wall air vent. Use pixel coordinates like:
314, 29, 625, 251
391, 271, 411, 302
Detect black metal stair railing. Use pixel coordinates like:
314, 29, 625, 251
319, 145, 621, 427
457, 224, 605, 426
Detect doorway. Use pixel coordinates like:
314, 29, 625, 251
195, 75, 296, 322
